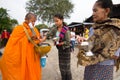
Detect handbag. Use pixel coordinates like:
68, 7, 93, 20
23, 26, 51, 57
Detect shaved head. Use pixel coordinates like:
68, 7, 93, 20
25, 13, 36, 20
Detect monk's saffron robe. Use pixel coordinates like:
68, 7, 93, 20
0, 22, 41, 80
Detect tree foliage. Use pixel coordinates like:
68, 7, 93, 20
26, 0, 73, 23
10, 19, 18, 26
0, 8, 18, 33
35, 24, 49, 31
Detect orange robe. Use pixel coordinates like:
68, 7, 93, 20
0, 22, 41, 80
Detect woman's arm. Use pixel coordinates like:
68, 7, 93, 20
112, 48, 120, 60
76, 35, 86, 43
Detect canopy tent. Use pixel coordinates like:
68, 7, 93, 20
111, 4, 120, 19
67, 22, 93, 35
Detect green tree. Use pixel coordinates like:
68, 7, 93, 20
10, 19, 18, 27
0, 8, 18, 33
26, 0, 73, 23
35, 24, 49, 31
0, 8, 10, 33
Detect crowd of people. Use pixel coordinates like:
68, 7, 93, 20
0, 0, 120, 80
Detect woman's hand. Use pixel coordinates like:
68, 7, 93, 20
76, 35, 86, 43
57, 42, 64, 46
111, 55, 119, 60
39, 36, 47, 42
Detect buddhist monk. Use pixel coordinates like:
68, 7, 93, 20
0, 13, 43, 80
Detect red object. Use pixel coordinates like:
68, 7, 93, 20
1, 30, 10, 39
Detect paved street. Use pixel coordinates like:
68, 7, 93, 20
0, 40, 120, 80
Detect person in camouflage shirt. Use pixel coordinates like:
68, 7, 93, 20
76, 0, 120, 80
77, 18, 120, 67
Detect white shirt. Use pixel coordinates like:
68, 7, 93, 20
70, 31, 75, 41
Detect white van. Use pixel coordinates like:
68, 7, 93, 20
40, 29, 49, 37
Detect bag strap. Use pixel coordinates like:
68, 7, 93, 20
23, 26, 38, 47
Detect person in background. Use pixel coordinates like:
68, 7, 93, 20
89, 27, 94, 37
0, 34, 2, 56
0, 13, 44, 80
76, 0, 120, 80
0, 34, 2, 48
84, 27, 89, 39
0, 34, 1, 40
43, 14, 72, 80
0, 51, 2, 56
70, 27, 76, 52
1, 29, 10, 46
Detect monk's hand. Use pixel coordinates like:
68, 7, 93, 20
31, 36, 38, 40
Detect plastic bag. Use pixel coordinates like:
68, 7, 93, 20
40, 56, 47, 68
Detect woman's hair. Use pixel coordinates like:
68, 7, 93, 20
54, 14, 66, 26
54, 14, 64, 20
96, 0, 113, 17
96, 0, 113, 10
